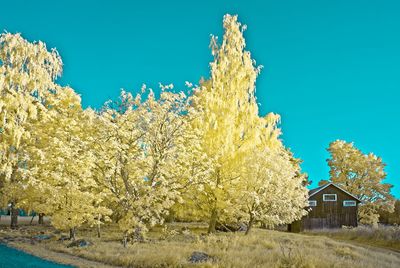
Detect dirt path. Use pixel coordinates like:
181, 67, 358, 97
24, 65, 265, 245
332, 238, 400, 256
0, 219, 118, 267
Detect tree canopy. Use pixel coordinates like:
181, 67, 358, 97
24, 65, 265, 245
1, 15, 309, 241
327, 140, 395, 225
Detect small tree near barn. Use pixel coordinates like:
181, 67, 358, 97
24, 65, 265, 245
327, 140, 395, 226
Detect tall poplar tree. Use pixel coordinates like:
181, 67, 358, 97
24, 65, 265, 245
191, 15, 307, 233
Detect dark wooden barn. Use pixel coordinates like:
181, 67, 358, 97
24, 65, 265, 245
288, 182, 362, 232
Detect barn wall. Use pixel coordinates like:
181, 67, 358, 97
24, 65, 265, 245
302, 185, 359, 230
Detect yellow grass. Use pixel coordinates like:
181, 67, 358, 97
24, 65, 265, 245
306, 225, 400, 252
1, 223, 400, 268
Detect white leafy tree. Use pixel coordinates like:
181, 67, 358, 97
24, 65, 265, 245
327, 140, 394, 226
0, 33, 62, 228
239, 147, 308, 234
91, 86, 206, 246
0, 16, 310, 239
31, 88, 111, 239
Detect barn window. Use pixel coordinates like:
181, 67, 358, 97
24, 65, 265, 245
343, 200, 356, 207
308, 200, 317, 207
323, 194, 337, 201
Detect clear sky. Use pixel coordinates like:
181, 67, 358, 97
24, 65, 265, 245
1, 0, 399, 197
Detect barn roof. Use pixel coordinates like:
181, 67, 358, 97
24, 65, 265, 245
309, 182, 362, 202
309, 185, 325, 196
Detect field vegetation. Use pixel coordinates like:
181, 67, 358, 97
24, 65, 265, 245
1, 223, 400, 268
0, 9, 398, 268
307, 225, 400, 252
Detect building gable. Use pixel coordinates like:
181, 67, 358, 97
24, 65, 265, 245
309, 182, 362, 203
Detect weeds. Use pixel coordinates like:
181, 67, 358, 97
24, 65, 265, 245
334, 246, 360, 259
308, 225, 400, 251
2, 224, 400, 268
278, 240, 313, 268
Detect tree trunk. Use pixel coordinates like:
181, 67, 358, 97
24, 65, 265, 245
208, 208, 218, 234
123, 232, 128, 248
10, 203, 18, 229
38, 213, 44, 225
97, 216, 101, 238
245, 216, 254, 235
9, 166, 19, 229
30, 215, 35, 225
69, 228, 76, 241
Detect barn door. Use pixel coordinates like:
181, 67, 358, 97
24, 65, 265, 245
325, 213, 340, 228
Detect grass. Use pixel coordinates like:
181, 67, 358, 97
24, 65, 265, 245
1, 223, 400, 268
306, 225, 400, 252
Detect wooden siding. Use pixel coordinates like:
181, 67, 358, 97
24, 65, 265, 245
290, 184, 359, 232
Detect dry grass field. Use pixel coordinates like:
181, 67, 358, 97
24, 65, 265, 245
1, 222, 400, 268
306, 225, 400, 252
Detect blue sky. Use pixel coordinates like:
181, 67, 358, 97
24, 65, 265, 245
1, 0, 399, 197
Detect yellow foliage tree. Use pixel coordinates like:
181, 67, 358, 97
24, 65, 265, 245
188, 15, 308, 233
327, 140, 394, 226
1, 16, 310, 238
30, 88, 111, 239
0, 33, 62, 228
239, 148, 308, 234
90, 86, 207, 246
